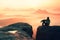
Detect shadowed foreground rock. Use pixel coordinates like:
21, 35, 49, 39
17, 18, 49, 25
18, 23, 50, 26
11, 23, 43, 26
0, 31, 33, 40
0, 22, 33, 40
36, 26, 60, 40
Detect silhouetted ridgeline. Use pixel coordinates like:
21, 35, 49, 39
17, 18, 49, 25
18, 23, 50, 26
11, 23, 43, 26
36, 26, 60, 40
1, 22, 60, 40
0, 22, 33, 40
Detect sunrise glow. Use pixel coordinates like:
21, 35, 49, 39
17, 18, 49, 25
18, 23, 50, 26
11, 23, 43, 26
0, 0, 60, 9
0, 0, 60, 39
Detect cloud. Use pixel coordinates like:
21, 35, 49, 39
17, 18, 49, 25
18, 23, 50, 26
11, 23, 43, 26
46, 6, 60, 14
0, 18, 27, 26
34, 9, 49, 14
54, 8, 60, 11
0, 14, 6, 17
3, 8, 35, 11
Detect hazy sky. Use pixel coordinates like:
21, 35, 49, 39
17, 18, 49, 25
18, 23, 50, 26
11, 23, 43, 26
0, 0, 60, 38
0, 0, 60, 26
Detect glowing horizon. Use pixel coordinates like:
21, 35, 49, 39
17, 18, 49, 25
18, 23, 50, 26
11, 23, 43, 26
0, 0, 56, 8
0, 0, 60, 38
0, 0, 60, 12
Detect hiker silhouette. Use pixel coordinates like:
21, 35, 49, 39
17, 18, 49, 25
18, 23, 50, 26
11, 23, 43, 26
41, 17, 50, 26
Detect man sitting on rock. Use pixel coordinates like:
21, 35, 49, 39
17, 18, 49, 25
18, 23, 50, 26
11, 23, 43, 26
41, 17, 50, 26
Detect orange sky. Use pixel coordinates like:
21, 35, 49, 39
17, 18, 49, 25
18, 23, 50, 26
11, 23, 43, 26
0, 0, 60, 38
0, 0, 60, 26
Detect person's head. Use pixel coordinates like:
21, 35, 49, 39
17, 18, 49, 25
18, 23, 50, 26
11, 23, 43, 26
47, 17, 49, 20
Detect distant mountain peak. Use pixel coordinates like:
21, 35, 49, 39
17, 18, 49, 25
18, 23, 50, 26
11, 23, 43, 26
34, 9, 49, 14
